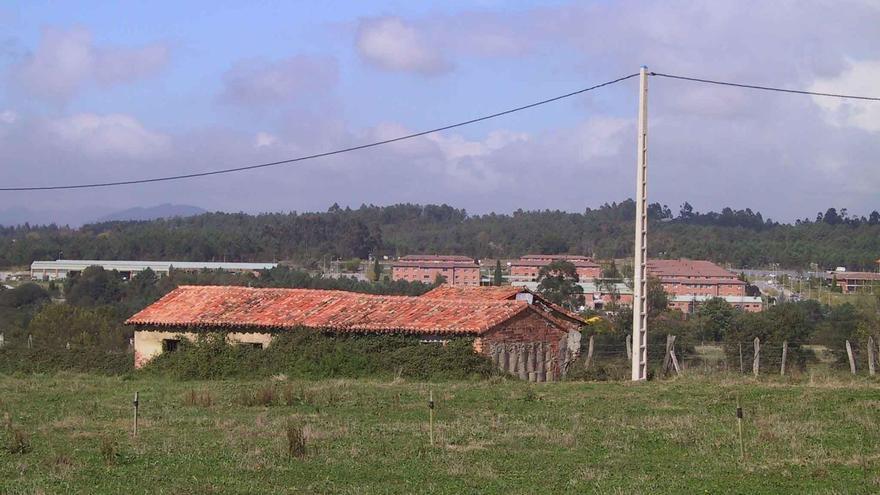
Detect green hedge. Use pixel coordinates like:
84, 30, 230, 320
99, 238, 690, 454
141, 330, 496, 381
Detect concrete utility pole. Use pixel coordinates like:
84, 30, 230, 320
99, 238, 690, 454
632, 66, 649, 381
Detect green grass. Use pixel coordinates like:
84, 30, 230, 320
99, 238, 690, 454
1, 373, 879, 494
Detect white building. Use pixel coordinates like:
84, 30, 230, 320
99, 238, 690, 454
30, 259, 277, 280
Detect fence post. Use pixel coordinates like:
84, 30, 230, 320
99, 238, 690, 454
27, 334, 32, 349
739, 343, 744, 374
669, 336, 681, 375
662, 335, 680, 376
752, 337, 760, 377
584, 335, 594, 370
625, 334, 632, 360
780, 340, 788, 376
868, 337, 876, 377
132, 391, 139, 437
0, 333, 4, 348
845, 340, 856, 375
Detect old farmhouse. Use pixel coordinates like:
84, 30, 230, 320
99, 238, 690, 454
125, 285, 579, 380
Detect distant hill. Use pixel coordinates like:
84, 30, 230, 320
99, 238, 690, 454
96, 204, 206, 223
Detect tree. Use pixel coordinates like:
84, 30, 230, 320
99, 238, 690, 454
493, 260, 503, 286
646, 276, 668, 316
536, 260, 584, 310
696, 298, 735, 341
27, 304, 127, 351
64, 266, 124, 307
366, 257, 383, 282
434, 273, 448, 286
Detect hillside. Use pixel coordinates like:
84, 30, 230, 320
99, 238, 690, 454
0, 201, 878, 270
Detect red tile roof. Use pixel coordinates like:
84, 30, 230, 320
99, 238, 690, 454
510, 259, 600, 268
125, 286, 533, 335
521, 254, 593, 262
421, 285, 586, 325
646, 259, 737, 278
392, 261, 480, 269
422, 285, 524, 300
399, 255, 475, 263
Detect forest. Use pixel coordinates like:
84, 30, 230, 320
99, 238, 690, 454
1, 201, 879, 270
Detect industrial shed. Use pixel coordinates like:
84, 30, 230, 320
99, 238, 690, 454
125, 285, 580, 380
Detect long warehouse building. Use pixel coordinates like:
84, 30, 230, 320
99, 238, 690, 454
31, 259, 277, 280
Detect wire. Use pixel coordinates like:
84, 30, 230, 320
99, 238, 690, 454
1, 73, 639, 192
650, 72, 880, 101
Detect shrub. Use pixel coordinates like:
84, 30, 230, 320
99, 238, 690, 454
143, 329, 495, 381
181, 389, 214, 407
6, 426, 31, 454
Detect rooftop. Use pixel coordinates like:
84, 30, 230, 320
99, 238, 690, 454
646, 259, 737, 279
31, 259, 277, 271
126, 285, 533, 335
398, 255, 475, 263
421, 285, 586, 324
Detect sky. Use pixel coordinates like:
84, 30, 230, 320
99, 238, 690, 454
1, 0, 879, 225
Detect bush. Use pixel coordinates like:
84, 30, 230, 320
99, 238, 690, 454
142, 329, 495, 381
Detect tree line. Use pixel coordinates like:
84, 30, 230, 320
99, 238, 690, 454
1, 201, 879, 270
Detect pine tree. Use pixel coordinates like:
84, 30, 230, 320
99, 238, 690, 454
493, 260, 503, 286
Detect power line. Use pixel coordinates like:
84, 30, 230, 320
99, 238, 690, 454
1, 73, 640, 192
650, 72, 880, 101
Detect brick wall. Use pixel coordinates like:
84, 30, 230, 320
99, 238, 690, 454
478, 310, 571, 378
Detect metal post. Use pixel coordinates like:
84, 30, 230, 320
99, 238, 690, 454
631, 66, 649, 381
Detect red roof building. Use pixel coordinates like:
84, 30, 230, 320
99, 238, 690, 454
646, 259, 746, 298
827, 271, 880, 293
391, 255, 480, 286
126, 285, 576, 377
509, 254, 601, 282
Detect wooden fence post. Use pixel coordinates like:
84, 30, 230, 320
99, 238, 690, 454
868, 337, 876, 377
662, 335, 680, 376
738, 343, 744, 374
625, 334, 632, 360
0, 333, 4, 348
584, 335, 594, 370
27, 334, 32, 349
780, 341, 788, 376
669, 336, 681, 375
845, 340, 856, 375
752, 337, 760, 377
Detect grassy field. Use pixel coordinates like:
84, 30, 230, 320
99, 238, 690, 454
1, 373, 879, 494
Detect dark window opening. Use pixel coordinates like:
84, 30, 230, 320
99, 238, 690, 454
162, 339, 180, 352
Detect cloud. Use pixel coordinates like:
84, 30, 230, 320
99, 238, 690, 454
810, 59, 880, 133
0, 109, 16, 124
12, 27, 169, 102
48, 113, 170, 158
218, 55, 338, 107
356, 17, 452, 75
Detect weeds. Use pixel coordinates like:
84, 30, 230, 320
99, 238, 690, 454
100, 435, 118, 466
182, 389, 214, 407
285, 421, 307, 459
6, 426, 31, 454
235, 384, 277, 407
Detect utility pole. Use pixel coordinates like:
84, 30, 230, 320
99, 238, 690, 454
631, 66, 649, 381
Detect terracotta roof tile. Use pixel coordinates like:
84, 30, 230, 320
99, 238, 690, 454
421, 285, 586, 325
125, 286, 531, 335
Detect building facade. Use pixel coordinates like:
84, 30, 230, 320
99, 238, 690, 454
509, 254, 601, 282
391, 255, 480, 286
31, 259, 277, 280
827, 271, 880, 293
646, 259, 746, 297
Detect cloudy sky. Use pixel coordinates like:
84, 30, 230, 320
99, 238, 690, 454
1, 1, 878, 225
